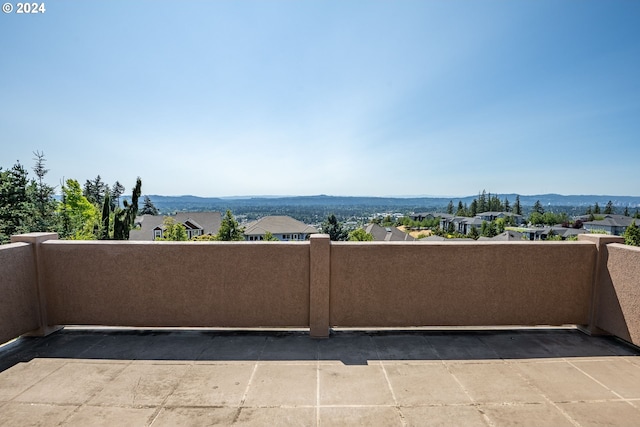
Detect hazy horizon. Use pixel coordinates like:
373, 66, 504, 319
148, 193, 640, 200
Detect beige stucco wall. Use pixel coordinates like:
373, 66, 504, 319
8, 234, 640, 343
41, 241, 310, 328
0, 243, 39, 344
330, 241, 596, 327
596, 243, 640, 346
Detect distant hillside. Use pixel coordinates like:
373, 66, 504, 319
146, 194, 640, 214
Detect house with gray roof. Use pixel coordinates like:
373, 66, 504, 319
583, 215, 638, 236
129, 212, 222, 241
476, 211, 524, 225
364, 223, 415, 242
243, 216, 318, 241
439, 211, 523, 236
410, 212, 435, 222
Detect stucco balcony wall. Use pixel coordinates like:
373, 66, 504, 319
40, 240, 311, 328
596, 242, 640, 345
329, 241, 596, 328
3, 233, 640, 347
0, 242, 39, 344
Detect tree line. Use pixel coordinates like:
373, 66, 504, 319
0, 153, 151, 243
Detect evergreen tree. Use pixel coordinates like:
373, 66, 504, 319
624, 206, 630, 217
504, 197, 511, 213
321, 214, 348, 241
446, 200, 454, 215
514, 195, 522, 216
100, 192, 111, 240
31, 151, 58, 232
480, 221, 488, 237
140, 195, 159, 215
83, 175, 108, 206
110, 181, 125, 210
478, 190, 487, 213
216, 210, 245, 241
623, 221, 640, 246
533, 200, 545, 214
0, 162, 34, 242
113, 178, 141, 240
604, 200, 614, 214
455, 201, 466, 216
491, 194, 503, 212
470, 199, 478, 217
447, 221, 455, 234
468, 225, 479, 240
594, 202, 601, 214
487, 221, 498, 238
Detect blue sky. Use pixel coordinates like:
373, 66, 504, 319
1, 0, 639, 197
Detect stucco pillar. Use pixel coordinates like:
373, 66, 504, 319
578, 234, 625, 336
310, 234, 331, 338
11, 232, 62, 337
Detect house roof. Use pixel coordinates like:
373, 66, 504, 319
364, 223, 415, 242
490, 230, 524, 241
129, 212, 222, 240
174, 212, 222, 233
461, 217, 485, 226
243, 216, 318, 236
420, 235, 447, 241
435, 213, 454, 220
476, 211, 522, 218
584, 215, 637, 228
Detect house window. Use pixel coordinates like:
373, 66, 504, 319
154, 230, 162, 240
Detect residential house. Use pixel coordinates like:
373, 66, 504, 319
438, 215, 484, 235
518, 226, 587, 241
439, 211, 523, 236
364, 223, 415, 242
583, 214, 638, 236
243, 216, 318, 241
129, 212, 222, 241
476, 211, 524, 225
410, 212, 435, 222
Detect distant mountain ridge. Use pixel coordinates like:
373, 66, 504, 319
147, 193, 640, 213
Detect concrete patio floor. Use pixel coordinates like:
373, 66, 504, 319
1, 328, 640, 426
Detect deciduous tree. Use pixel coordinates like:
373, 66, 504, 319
156, 217, 188, 241
349, 228, 373, 241
59, 179, 99, 239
